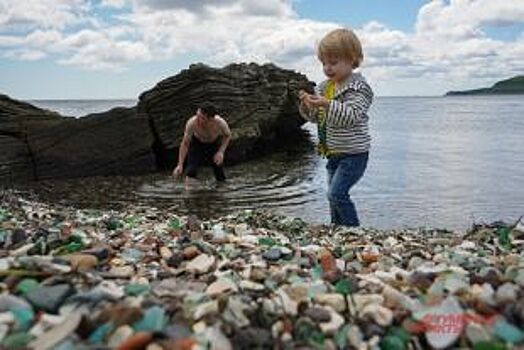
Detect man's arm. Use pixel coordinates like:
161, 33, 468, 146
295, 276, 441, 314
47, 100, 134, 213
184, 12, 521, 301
217, 117, 232, 154
213, 117, 231, 166
173, 117, 194, 176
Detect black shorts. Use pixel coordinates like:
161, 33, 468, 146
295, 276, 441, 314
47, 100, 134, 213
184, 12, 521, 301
184, 136, 226, 181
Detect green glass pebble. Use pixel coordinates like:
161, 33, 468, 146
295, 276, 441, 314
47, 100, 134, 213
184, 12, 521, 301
124, 283, 150, 296
1, 332, 34, 349
66, 242, 83, 253
258, 237, 276, 246
168, 217, 181, 229
54, 339, 77, 350
105, 219, 121, 231
388, 327, 411, 343
14, 278, 40, 296
133, 306, 167, 332
88, 322, 114, 344
311, 265, 323, 280
473, 341, 507, 350
11, 307, 34, 331
494, 319, 524, 343
335, 278, 353, 295
334, 325, 350, 348
380, 335, 407, 350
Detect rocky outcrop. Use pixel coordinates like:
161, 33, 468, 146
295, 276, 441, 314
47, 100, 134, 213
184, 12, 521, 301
0, 95, 61, 182
25, 107, 156, 180
138, 63, 313, 168
0, 63, 313, 183
0, 94, 156, 183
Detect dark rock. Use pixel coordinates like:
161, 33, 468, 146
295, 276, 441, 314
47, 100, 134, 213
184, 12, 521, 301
25, 284, 74, 314
165, 324, 192, 340
138, 62, 313, 168
1, 63, 313, 183
304, 307, 332, 323
27, 107, 156, 180
82, 246, 112, 261
11, 228, 27, 246
0, 295, 32, 312
0, 94, 60, 183
0, 93, 155, 182
166, 252, 184, 268
263, 248, 282, 261
232, 327, 272, 349
362, 322, 387, 338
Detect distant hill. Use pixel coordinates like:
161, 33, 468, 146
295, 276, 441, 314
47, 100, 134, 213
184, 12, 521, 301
445, 75, 524, 96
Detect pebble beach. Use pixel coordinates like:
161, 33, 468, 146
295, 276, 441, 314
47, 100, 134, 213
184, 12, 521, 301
1, 190, 524, 349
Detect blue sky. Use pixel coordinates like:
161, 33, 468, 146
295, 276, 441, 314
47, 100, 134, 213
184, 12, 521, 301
1, 0, 523, 99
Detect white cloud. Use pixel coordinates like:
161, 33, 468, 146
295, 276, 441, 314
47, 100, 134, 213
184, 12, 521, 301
58, 29, 151, 70
0, 0, 523, 94
0, 0, 89, 30
100, 0, 127, 8
4, 49, 46, 60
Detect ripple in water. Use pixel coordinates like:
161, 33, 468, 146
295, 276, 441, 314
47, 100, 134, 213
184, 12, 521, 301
135, 148, 322, 220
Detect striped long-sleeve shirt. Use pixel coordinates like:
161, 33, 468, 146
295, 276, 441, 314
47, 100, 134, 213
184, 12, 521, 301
299, 72, 373, 155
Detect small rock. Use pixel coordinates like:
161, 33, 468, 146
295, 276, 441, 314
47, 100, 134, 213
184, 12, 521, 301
159, 246, 173, 260
223, 297, 250, 328
11, 228, 27, 246
183, 246, 200, 260
239, 280, 265, 292
232, 327, 272, 349
304, 307, 331, 323
81, 246, 111, 261
318, 307, 345, 335
361, 304, 393, 327
108, 265, 135, 278
313, 293, 346, 313
465, 322, 492, 345
493, 319, 524, 344
114, 332, 153, 350
234, 223, 251, 236
205, 279, 238, 297
194, 300, 219, 320
347, 326, 364, 349
263, 248, 282, 261
495, 282, 519, 304
186, 254, 215, 274
25, 284, 74, 314
66, 254, 98, 272
204, 325, 233, 350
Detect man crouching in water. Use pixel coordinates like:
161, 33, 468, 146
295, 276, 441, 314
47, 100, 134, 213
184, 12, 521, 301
173, 102, 232, 186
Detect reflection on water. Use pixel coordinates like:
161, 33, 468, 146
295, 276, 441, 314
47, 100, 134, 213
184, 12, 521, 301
13, 96, 524, 229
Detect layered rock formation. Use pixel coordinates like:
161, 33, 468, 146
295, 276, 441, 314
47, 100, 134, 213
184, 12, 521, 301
0, 63, 312, 183
0, 94, 156, 183
138, 62, 312, 168
0, 95, 61, 182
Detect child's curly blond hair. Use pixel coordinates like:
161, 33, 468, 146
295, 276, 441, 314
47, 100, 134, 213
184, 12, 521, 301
317, 28, 363, 69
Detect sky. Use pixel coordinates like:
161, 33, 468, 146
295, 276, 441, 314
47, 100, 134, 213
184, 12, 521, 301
0, 0, 523, 99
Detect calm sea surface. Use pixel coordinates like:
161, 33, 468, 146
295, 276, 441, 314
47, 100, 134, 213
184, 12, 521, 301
27, 96, 524, 229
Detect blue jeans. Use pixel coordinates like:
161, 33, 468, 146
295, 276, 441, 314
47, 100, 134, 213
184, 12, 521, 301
326, 152, 368, 226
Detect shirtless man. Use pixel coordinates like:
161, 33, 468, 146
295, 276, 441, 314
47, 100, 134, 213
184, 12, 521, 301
173, 102, 232, 182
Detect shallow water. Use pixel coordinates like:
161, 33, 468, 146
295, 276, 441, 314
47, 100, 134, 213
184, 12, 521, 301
20, 95, 524, 229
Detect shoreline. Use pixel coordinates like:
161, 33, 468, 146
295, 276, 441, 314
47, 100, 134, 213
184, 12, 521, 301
1, 191, 523, 349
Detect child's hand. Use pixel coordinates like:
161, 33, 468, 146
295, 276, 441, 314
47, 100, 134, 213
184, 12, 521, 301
299, 90, 315, 109
307, 95, 330, 108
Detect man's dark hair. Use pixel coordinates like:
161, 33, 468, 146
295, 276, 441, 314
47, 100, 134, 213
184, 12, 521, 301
200, 102, 217, 118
